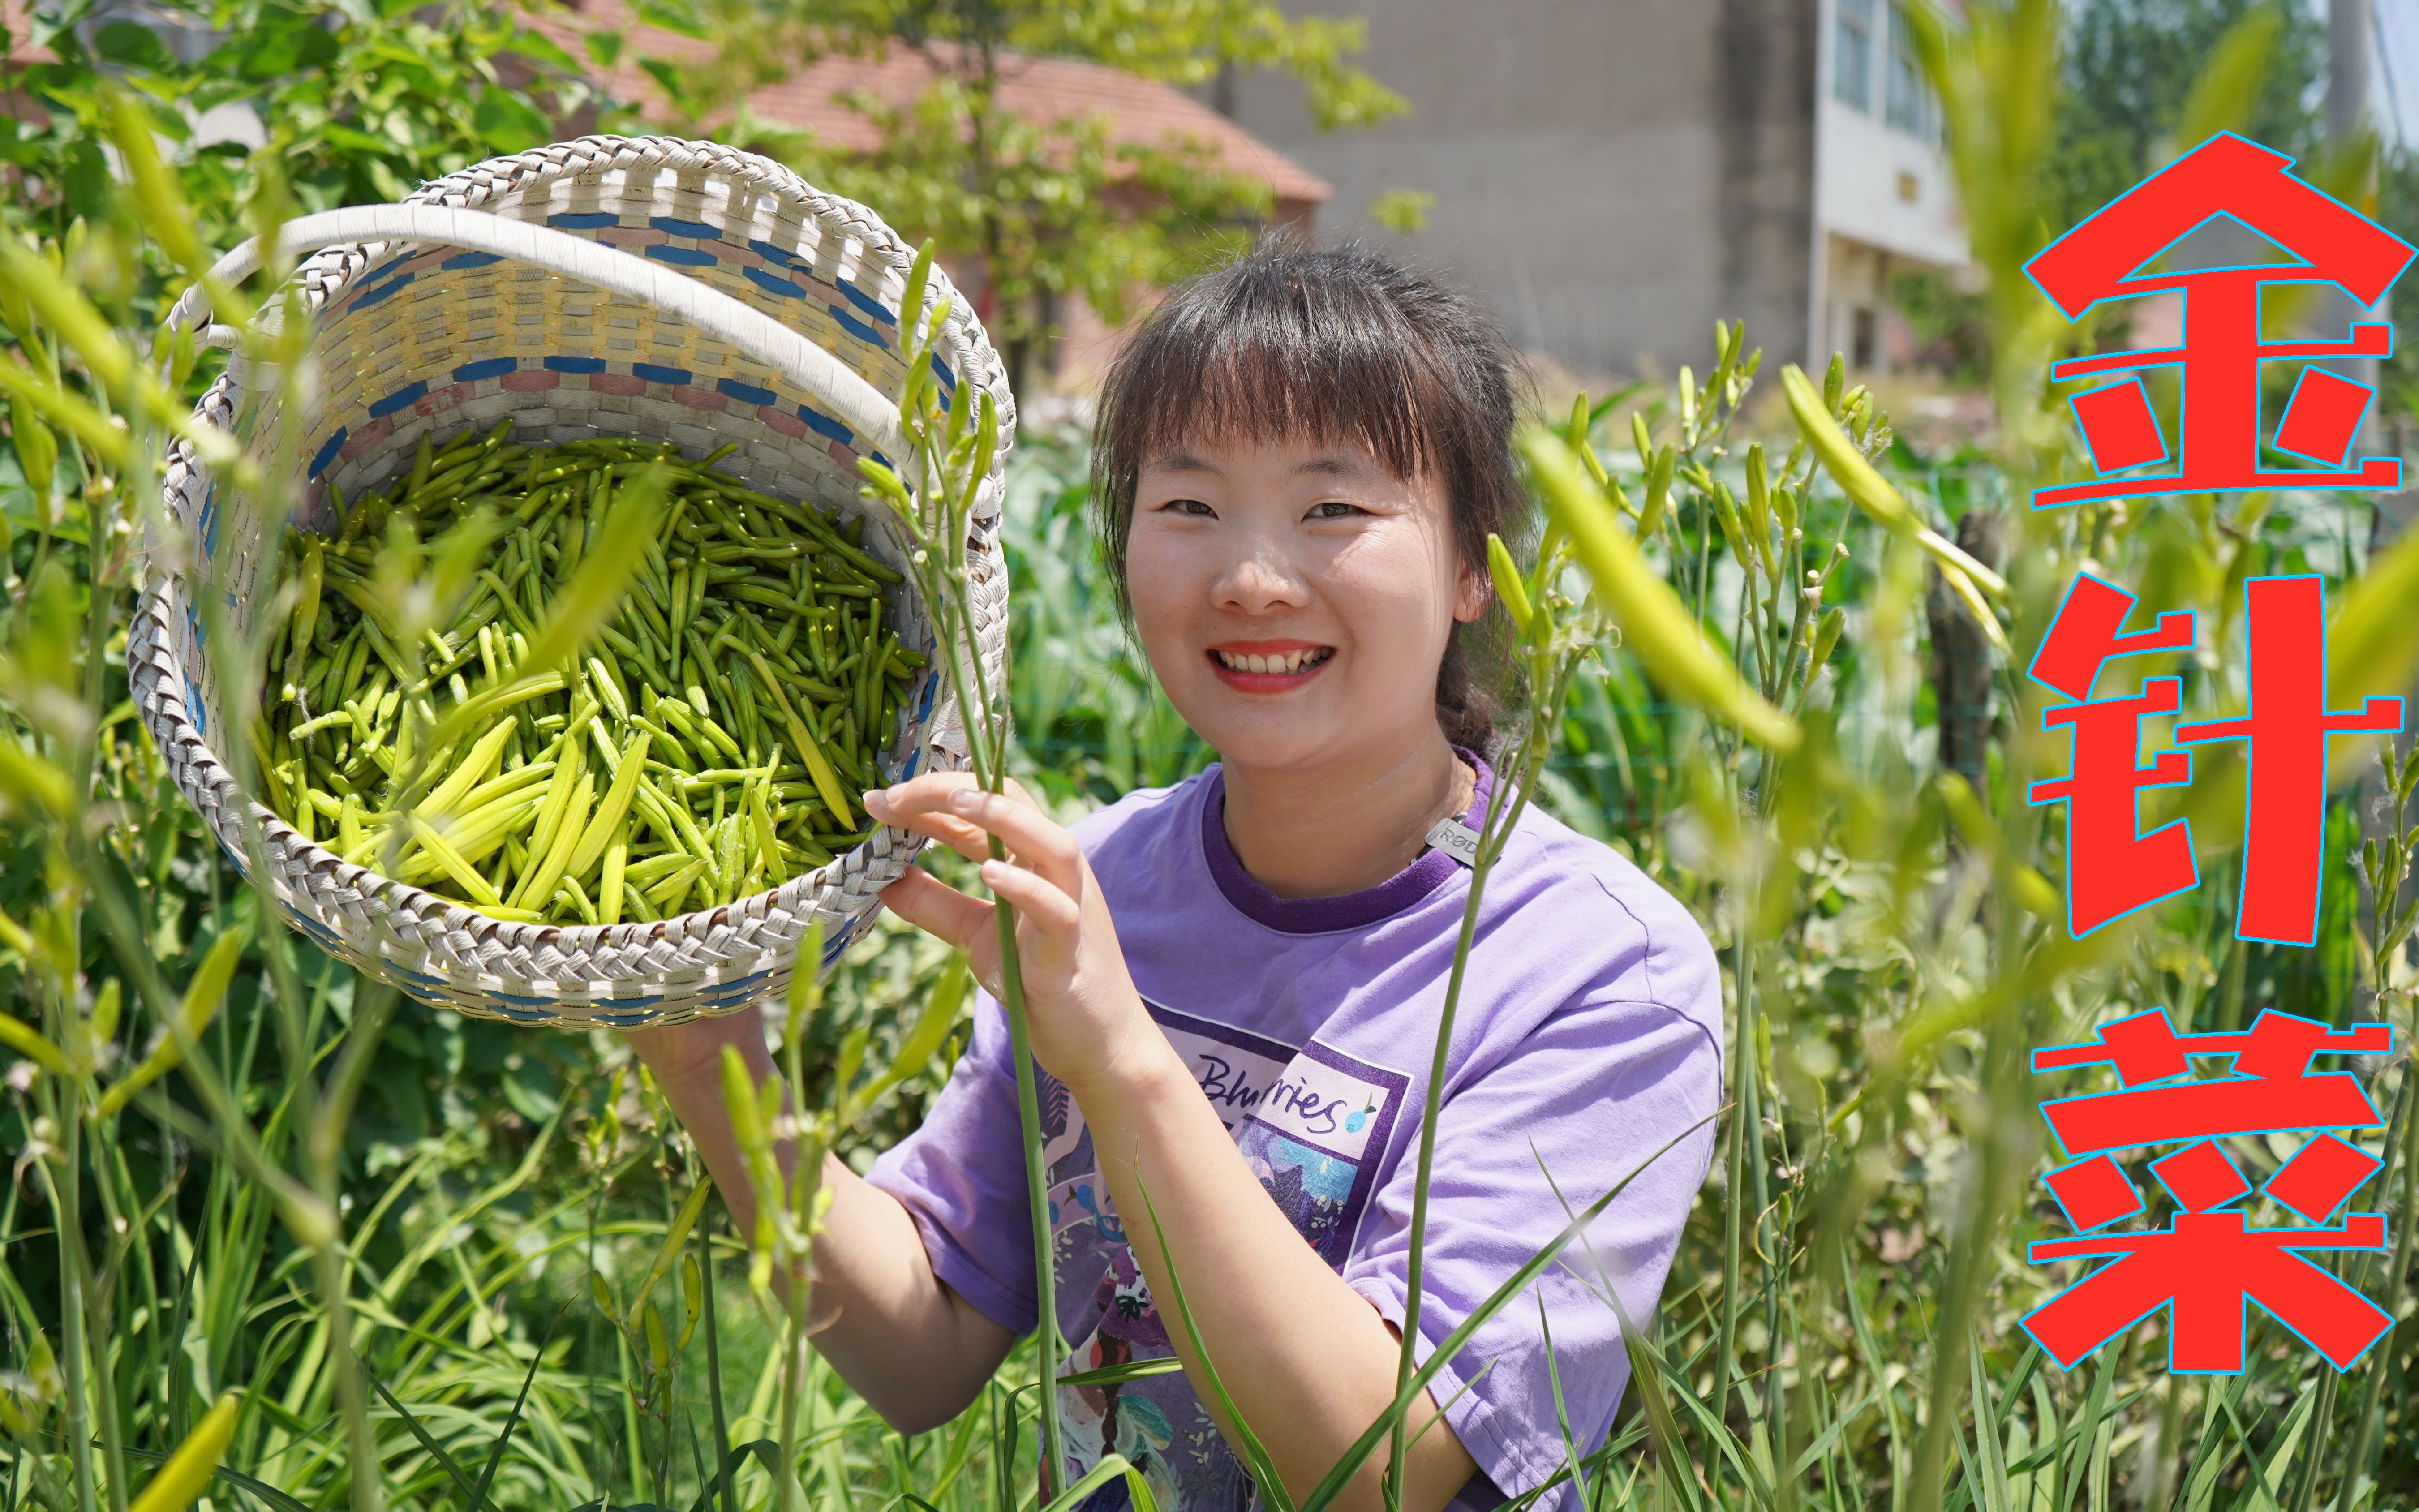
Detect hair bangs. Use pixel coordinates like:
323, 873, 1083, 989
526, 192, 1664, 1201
1104, 269, 1451, 488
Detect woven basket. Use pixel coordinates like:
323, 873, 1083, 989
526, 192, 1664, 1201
129, 135, 1014, 1030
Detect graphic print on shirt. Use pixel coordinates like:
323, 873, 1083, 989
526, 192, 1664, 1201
1044, 1001, 1410, 1512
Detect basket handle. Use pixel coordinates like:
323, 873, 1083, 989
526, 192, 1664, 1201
164, 203, 911, 462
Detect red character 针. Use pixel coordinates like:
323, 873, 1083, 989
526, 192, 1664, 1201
2027, 573, 2401, 941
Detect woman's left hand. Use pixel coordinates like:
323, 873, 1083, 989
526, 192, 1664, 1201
866, 773, 1160, 1098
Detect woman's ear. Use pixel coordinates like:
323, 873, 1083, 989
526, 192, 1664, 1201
1452, 556, 1491, 624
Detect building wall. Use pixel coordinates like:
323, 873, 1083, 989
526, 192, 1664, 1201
1223, 0, 1821, 379
1809, 0, 1971, 371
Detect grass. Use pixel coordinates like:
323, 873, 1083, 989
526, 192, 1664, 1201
6, 2, 2419, 1509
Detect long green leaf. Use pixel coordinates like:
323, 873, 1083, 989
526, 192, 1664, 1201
469, 1310, 561, 1512
1522, 429, 1797, 752
366, 1369, 486, 1508
2325, 515, 2419, 784
1055, 1357, 1185, 1389
1038, 1452, 1141, 1512
1130, 1170, 1296, 1512
1295, 1105, 1728, 1512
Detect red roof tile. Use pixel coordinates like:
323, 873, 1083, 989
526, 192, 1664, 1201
539, 0, 1328, 206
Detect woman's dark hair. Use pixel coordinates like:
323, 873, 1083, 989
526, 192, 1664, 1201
1091, 239, 1531, 755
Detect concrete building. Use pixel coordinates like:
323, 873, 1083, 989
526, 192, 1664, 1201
1222, 0, 1971, 379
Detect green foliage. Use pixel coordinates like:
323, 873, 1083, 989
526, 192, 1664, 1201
2040, 0, 2324, 238
0, 0, 606, 249
630, 0, 1402, 382
4, 3, 2419, 1511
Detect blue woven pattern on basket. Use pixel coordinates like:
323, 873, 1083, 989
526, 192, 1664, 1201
337, 354, 894, 469
309, 428, 348, 480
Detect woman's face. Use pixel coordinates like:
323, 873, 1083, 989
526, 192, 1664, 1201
1123, 436, 1487, 775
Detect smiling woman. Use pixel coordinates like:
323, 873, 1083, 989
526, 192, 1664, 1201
627, 243, 1723, 1512
1093, 245, 1528, 761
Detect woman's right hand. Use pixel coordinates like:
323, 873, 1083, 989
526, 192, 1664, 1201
626, 1007, 768, 1095
620, 992, 1016, 1436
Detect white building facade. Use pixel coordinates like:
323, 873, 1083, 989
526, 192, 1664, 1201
1223, 0, 1972, 379
1812, 0, 1972, 371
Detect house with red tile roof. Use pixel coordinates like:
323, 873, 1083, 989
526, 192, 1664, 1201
536, 0, 1330, 386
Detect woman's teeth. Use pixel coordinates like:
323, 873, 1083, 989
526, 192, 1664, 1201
1215, 647, 1332, 674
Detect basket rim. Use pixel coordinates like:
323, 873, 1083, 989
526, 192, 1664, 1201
135, 133, 1013, 1005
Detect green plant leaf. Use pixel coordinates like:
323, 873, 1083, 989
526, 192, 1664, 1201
2326, 518, 2419, 784
1131, 1169, 1297, 1512
471, 90, 551, 155
1522, 427, 1797, 752
2169, 5, 2282, 153
1055, 1357, 1185, 1389
1294, 1104, 1727, 1512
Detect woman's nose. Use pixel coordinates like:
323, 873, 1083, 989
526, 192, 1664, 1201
1211, 545, 1313, 613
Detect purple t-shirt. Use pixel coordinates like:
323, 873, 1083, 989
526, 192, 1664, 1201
867, 756, 1723, 1512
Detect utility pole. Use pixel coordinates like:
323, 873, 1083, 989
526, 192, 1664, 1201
2330, 0, 2380, 451
2329, 0, 2373, 150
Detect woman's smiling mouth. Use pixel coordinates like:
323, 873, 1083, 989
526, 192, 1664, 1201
1207, 642, 1335, 689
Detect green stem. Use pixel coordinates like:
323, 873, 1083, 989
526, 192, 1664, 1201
932, 494, 1065, 1495
775, 985, 824, 1512
44, 1083, 100, 1512
80, 1121, 132, 1512
1708, 925, 1755, 1443
997, 893, 1062, 1495
2334, 1056, 2416, 1512
702, 1216, 735, 1512
1387, 657, 1562, 1508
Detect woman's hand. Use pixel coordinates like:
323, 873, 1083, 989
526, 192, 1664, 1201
866, 773, 1162, 1100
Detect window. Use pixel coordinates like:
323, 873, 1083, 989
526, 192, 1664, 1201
1885, 2, 1936, 137
1834, 0, 1874, 111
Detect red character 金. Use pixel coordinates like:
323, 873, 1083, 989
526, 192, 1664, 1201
2025, 135, 2415, 510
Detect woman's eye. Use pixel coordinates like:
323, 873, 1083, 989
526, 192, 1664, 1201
1153, 498, 1215, 518
1307, 501, 1366, 520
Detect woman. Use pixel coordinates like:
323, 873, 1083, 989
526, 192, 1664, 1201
631, 243, 1723, 1512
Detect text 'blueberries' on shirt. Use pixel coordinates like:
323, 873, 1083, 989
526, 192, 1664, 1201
1145, 1000, 1299, 1137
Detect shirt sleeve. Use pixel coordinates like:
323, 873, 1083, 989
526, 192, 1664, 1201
1340, 996, 1722, 1505
864, 988, 1040, 1336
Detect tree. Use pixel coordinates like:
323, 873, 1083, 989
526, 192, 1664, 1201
625, 0, 1409, 387
2041, 0, 2326, 237
1, 0, 601, 251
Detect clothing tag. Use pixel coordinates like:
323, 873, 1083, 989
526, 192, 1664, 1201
1425, 816, 1483, 868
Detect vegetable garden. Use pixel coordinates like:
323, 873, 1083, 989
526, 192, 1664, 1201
5, 2, 2419, 1511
